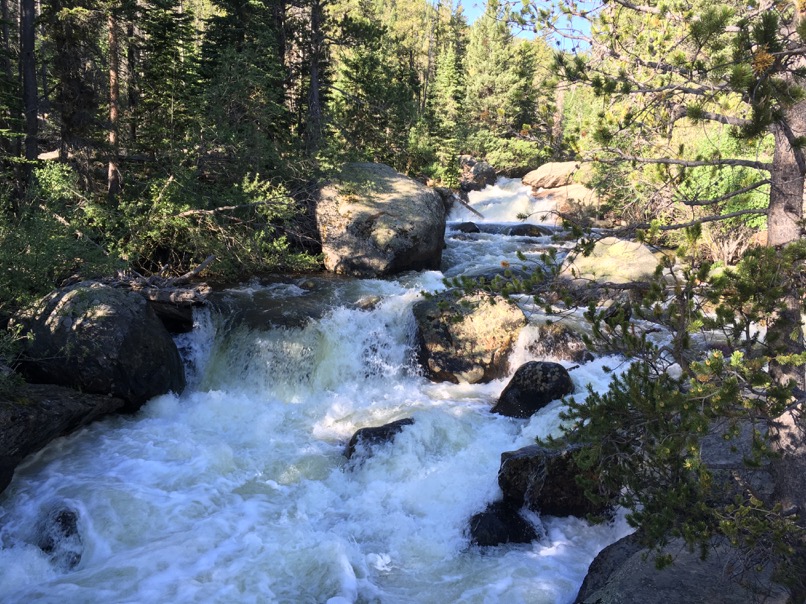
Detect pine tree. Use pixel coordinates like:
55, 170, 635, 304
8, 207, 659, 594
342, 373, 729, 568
464, 0, 520, 136
427, 37, 464, 184
136, 0, 196, 158
199, 0, 292, 178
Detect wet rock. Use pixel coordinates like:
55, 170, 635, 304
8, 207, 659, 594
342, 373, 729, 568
527, 323, 593, 364
316, 163, 446, 277
452, 222, 481, 234
36, 506, 83, 570
522, 161, 579, 190
506, 224, 552, 238
491, 361, 574, 418
459, 156, 497, 192
345, 418, 415, 460
562, 237, 659, 284
498, 444, 611, 518
15, 282, 186, 411
413, 292, 527, 384
575, 534, 789, 604
0, 383, 126, 494
469, 500, 539, 546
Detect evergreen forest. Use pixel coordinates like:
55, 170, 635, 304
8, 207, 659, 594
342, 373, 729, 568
2, 0, 806, 598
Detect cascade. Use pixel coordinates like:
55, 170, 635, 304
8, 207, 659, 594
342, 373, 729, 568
0, 179, 632, 604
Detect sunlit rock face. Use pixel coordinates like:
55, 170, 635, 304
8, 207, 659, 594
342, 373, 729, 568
562, 237, 660, 284
522, 161, 579, 190
316, 162, 446, 277
15, 282, 185, 410
413, 291, 527, 384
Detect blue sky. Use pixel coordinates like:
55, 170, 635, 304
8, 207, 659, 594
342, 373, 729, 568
460, 0, 590, 51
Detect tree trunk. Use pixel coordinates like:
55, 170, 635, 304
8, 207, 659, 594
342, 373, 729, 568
766, 99, 806, 521
551, 85, 566, 157
766, 119, 805, 247
1, 0, 11, 87
36, 0, 48, 106
107, 11, 121, 198
20, 0, 37, 164
305, 0, 324, 156
127, 19, 139, 145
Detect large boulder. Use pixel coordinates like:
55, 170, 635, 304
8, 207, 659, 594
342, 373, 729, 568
413, 292, 527, 384
575, 534, 789, 604
469, 500, 539, 547
459, 156, 497, 191
527, 323, 593, 364
562, 237, 660, 284
532, 183, 599, 214
15, 282, 186, 411
701, 420, 776, 506
0, 382, 126, 493
498, 444, 611, 518
345, 418, 415, 460
316, 163, 446, 277
522, 161, 580, 190
491, 361, 574, 418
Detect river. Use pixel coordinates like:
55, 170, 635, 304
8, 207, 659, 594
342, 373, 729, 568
0, 179, 632, 603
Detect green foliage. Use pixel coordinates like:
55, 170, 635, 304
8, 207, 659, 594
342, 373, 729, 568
465, 0, 537, 137
112, 169, 317, 279
327, 18, 420, 172
465, 130, 550, 176
543, 241, 806, 583
137, 0, 198, 154
0, 165, 120, 314
199, 0, 294, 176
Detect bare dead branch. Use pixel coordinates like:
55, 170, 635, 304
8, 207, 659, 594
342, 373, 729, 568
594, 152, 772, 171
678, 179, 771, 207
176, 196, 291, 218
613, 208, 768, 235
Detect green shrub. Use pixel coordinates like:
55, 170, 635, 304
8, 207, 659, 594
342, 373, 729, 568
112, 169, 318, 280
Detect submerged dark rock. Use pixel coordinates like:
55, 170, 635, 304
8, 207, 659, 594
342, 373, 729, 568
491, 361, 574, 418
345, 418, 415, 460
469, 500, 539, 547
36, 506, 83, 570
452, 222, 481, 234
506, 224, 551, 238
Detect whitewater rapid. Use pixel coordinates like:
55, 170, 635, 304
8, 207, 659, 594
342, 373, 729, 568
0, 179, 632, 603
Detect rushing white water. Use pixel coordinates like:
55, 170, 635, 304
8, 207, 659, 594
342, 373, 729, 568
0, 180, 632, 604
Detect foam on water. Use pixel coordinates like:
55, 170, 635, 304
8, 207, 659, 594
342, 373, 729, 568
448, 178, 558, 225
0, 180, 633, 604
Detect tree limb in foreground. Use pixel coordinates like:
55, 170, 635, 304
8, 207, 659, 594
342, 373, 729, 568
593, 152, 772, 171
